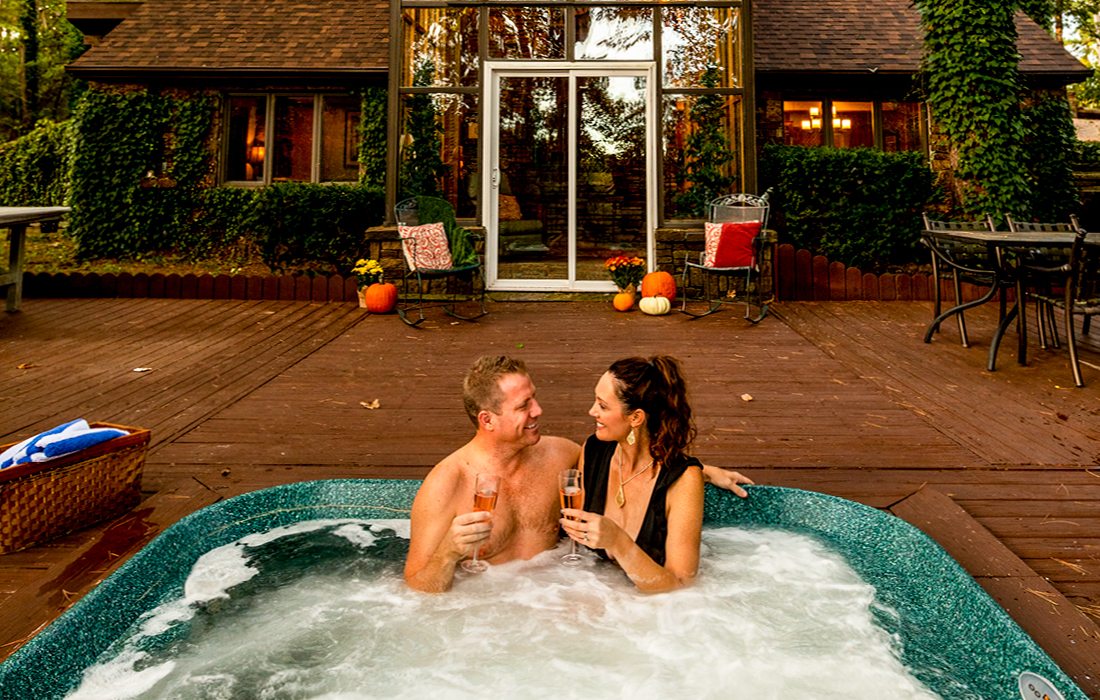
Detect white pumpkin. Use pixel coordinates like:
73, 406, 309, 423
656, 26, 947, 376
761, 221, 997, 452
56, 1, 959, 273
638, 295, 671, 315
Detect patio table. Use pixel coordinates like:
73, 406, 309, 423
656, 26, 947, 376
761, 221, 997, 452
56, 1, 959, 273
1, 206, 70, 312
924, 227, 1100, 371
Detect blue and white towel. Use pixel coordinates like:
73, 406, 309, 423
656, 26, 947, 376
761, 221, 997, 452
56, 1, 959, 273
0, 419, 128, 470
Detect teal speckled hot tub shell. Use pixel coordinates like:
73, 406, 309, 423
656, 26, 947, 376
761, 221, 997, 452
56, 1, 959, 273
0, 481, 1086, 699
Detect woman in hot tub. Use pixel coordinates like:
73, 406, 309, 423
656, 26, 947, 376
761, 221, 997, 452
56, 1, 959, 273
560, 355, 704, 593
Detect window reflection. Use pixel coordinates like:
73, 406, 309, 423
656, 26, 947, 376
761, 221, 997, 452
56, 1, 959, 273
226, 96, 266, 182
401, 8, 479, 88
663, 93, 742, 219
399, 93, 478, 216
273, 97, 313, 182
575, 7, 653, 60
882, 102, 922, 152
489, 8, 565, 59
662, 7, 740, 88
832, 101, 873, 149
320, 95, 360, 183
782, 101, 824, 147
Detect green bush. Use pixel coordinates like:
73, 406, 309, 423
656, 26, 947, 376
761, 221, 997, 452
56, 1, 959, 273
244, 183, 384, 272
760, 144, 939, 270
0, 119, 74, 206
1072, 140, 1100, 170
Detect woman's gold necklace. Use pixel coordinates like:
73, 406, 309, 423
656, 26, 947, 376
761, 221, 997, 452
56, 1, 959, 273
615, 448, 655, 507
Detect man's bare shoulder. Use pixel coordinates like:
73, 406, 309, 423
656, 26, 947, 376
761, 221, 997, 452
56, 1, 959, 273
533, 435, 581, 468
416, 447, 470, 501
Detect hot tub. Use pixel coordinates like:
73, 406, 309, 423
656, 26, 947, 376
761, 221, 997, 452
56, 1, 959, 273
0, 481, 1085, 699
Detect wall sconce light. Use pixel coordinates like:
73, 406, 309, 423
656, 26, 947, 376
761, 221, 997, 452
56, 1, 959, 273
800, 119, 812, 130
841, 118, 852, 130
811, 118, 821, 130
832, 118, 841, 129
809, 106, 820, 117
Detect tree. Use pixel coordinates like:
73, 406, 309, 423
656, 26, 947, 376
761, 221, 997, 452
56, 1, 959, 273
673, 66, 735, 217
399, 60, 447, 198
0, 0, 83, 142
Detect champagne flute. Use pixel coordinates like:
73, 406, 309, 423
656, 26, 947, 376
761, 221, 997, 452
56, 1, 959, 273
559, 469, 585, 567
460, 473, 500, 574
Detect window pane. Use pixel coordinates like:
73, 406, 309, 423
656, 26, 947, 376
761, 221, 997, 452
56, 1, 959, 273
782, 101, 823, 147
489, 8, 565, 59
882, 101, 923, 152
832, 101, 873, 149
575, 7, 652, 60
320, 95, 360, 183
226, 96, 266, 182
402, 8, 479, 88
662, 7, 741, 88
273, 97, 314, 182
663, 93, 743, 219
399, 93, 478, 217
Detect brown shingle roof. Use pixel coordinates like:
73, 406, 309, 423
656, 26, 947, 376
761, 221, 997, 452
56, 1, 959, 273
69, 0, 388, 75
753, 0, 1090, 80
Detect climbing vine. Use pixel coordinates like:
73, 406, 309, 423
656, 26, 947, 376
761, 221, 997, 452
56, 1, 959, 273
916, 0, 1030, 221
358, 85, 387, 191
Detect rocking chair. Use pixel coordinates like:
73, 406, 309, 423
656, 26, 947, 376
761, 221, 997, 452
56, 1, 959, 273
394, 196, 487, 327
680, 190, 774, 322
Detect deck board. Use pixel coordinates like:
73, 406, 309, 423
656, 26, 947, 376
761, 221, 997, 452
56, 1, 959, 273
2, 298, 1100, 695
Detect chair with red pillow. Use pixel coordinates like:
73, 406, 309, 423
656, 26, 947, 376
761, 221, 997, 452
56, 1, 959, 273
394, 196, 487, 327
681, 190, 773, 321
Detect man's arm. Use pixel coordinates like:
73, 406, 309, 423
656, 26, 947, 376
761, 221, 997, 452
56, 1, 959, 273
404, 465, 490, 593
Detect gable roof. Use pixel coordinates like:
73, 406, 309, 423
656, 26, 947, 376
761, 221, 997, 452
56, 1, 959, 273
68, 0, 388, 78
753, 0, 1091, 82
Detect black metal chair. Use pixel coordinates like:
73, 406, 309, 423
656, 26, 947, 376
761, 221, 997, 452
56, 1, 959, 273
1018, 221, 1099, 387
393, 196, 487, 327
680, 190, 774, 323
1004, 214, 1080, 351
920, 214, 1002, 347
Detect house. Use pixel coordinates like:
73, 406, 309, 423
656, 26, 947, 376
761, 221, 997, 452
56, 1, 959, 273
64, 0, 1090, 292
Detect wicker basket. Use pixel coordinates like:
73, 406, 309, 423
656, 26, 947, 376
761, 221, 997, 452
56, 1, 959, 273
0, 422, 149, 554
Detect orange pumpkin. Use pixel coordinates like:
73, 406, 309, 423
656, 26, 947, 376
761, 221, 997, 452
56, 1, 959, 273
640, 270, 677, 302
613, 290, 635, 312
364, 282, 398, 313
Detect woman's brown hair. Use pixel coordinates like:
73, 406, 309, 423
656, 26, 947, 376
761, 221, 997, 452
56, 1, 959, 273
607, 355, 696, 466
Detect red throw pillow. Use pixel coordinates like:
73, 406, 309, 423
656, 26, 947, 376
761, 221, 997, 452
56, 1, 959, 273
704, 221, 761, 268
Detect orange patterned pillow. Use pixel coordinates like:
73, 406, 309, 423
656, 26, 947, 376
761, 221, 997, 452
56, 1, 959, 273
398, 222, 453, 271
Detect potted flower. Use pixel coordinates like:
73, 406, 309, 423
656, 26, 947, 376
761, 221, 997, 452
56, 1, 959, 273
604, 255, 647, 311
352, 258, 397, 313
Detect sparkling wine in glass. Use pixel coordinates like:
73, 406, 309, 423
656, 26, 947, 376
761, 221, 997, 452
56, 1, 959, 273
559, 469, 585, 567
461, 473, 500, 574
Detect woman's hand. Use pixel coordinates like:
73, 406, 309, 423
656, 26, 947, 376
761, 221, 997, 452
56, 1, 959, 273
701, 465, 754, 498
560, 509, 625, 551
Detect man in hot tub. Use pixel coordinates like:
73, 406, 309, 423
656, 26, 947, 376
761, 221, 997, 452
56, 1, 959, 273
403, 355, 752, 593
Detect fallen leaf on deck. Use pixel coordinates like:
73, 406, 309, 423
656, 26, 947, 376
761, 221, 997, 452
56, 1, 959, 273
360, 399, 381, 410
740, 394, 753, 402
16, 363, 35, 369
132, 367, 154, 373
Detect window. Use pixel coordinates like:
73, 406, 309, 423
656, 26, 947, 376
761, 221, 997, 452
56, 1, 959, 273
777, 98, 925, 152
224, 94, 361, 185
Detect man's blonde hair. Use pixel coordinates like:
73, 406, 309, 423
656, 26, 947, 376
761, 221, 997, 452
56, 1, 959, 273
462, 355, 528, 426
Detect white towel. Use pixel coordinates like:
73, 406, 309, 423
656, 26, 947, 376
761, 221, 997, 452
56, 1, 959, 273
0, 419, 128, 470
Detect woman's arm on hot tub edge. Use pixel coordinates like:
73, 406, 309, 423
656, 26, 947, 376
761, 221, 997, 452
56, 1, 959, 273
700, 464, 754, 498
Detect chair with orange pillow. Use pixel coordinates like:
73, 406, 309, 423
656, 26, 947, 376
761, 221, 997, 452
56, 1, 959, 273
680, 190, 773, 322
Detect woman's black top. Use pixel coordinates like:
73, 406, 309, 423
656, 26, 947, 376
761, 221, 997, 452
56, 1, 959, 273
581, 434, 702, 566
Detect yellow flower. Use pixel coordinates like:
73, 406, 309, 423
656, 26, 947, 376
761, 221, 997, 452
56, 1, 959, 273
352, 258, 384, 285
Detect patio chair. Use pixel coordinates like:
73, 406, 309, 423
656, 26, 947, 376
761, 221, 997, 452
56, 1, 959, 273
920, 214, 1001, 347
1004, 214, 1080, 350
1018, 221, 1099, 387
680, 189, 774, 322
394, 196, 487, 327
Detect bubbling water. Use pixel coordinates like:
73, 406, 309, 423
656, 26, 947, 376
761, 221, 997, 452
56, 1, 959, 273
68, 520, 943, 699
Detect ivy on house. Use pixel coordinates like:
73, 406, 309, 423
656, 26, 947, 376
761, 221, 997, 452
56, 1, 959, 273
0, 118, 72, 205
916, 0, 1030, 222
358, 86, 387, 191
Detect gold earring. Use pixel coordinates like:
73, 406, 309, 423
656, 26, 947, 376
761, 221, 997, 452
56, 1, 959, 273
627, 428, 636, 446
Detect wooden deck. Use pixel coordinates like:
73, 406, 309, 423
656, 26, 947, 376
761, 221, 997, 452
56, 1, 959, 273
1, 298, 1099, 693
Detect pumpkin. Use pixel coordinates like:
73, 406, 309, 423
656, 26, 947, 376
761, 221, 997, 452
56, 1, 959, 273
638, 295, 671, 316
364, 282, 398, 313
640, 271, 677, 302
612, 291, 635, 312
